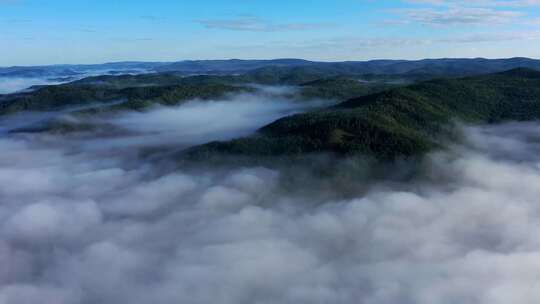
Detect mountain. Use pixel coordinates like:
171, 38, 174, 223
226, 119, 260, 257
154, 58, 313, 73
0, 62, 166, 78
0, 82, 247, 116
3, 57, 540, 79
187, 68, 540, 159
4, 65, 540, 158
143, 57, 540, 76
0, 70, 396, 116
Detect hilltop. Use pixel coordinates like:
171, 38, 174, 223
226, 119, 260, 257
0, 69, 396, 116
188, 68, 540, 159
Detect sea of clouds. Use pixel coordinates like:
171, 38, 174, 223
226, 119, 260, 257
1, 91, 540, 304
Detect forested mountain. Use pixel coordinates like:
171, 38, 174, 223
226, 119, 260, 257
4, 64, 540, 161
188, 68, 540, 159
0, 70, 395, 116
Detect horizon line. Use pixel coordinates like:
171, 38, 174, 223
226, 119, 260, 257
1, 56, 539, 69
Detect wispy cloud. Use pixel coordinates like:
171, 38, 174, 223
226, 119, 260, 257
196, 17, 333, 32
399, 7, 522, 26
406, 0, 540, 7
531, 17, 540, 24
438, 31, 540, 42
231, 31, 540, 58
397, 0, 540, 27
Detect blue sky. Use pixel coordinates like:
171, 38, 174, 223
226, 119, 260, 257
1, 0, 540, 65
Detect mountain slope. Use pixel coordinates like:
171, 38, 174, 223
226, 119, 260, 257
0, 70, 397, 116
0, 82, 247, 115
188, 68, 540, 159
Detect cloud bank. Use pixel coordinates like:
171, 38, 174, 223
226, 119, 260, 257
0, 94, 539, 303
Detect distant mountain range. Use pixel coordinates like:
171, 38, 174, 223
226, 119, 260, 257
3, 57, 540, 78
155, 57, 540, 76
0, 62, 160, 78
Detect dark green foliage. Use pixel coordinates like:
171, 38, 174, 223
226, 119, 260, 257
0, 82, 248, 116
71, 67, 335, 88
0, 68, 400, 116
118, 84, 248, 106
244, 66, 332, 84
152, 57, 540, 76
77, 84, 250, 115
0, 85, 121, 114
188, 68, 540, 159
3, 57, 540, 79
299, 77, 394, 100
71, 73, 188, 88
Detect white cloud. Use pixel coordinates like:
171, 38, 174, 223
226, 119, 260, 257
406, 0, 540, 7
2, 91, 540, 303
398, 7, 522, 26
397, 0, 540, 28
4, 200, 102, 244
196, 17, 333, 32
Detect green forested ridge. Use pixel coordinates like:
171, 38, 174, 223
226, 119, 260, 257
188, 68, 540, 159
0, 70, 396, 116
300, 77, 394, 100
4, 67, 540, 160
4, 57, 540, 78
71, 67, 334, 88
0, 82, 248, 115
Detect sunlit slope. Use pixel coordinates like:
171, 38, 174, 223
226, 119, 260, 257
189, 68, 540, 159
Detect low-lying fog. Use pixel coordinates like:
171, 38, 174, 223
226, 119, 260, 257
1, 91, 539, 304
0, 69, 151, 94
89, 88, 326, 151
0, 77, 64, 94
1, 87, 326, 151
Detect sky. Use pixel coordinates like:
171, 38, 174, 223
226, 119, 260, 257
1, 0, 540, 65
